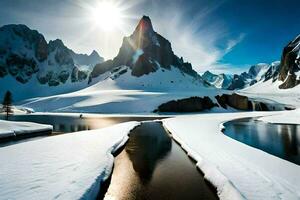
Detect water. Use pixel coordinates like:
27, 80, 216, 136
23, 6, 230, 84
223, 118, 300, 165
3, 114, 166, 133
104, 122, 217, 200
0, 114, 166, 146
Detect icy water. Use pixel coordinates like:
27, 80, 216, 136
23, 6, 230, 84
104, 122, 217, 200
2, 114, 166, 133
223, 118, 300, 165
0, 114, 166, 146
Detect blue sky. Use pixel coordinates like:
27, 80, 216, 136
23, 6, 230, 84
0, 0, 300, 74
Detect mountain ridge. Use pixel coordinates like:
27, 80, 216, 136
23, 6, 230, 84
0, 24, 103, 86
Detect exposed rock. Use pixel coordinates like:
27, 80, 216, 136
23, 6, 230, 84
215, 93, 251, 111
215, 93, 271, 111
277, 34, 300, 88
155, 96, 217, 113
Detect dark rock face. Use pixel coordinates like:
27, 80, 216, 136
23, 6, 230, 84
155, 96, 217, 113
215, 93, 271, 111
71, 67, 88, 82
263, 62, 280, 82
227, 74, 247, 90
277, 35, 300, 89
90, 16, 201, 82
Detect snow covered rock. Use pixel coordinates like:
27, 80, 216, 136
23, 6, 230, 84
228, 63, 271, 90
202, 71, 233, 89
203, 63, 272, 90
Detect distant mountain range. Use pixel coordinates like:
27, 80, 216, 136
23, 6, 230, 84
203, 33, 300, 90
202, 62, 280, 90
0, 24, 103, 86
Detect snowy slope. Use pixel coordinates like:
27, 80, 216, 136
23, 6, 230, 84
0, 120, 52, 139
240, 79, 300, 108
163, 112, 300, 200
21, 67, 222, 113
0, 121, 139, 200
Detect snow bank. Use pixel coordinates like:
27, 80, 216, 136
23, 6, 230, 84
258, 109, 300, 124
0, 121, 139, 200
0, 120, 53, 139
163, 112, 300, 200
240, 79, 300, 108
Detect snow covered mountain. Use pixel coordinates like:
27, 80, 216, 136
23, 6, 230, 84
202, 71, 233, 89
0, 24, 103, 100
89, 16, 204, 89
228, 63, 274, 90
203, 63, 275, 90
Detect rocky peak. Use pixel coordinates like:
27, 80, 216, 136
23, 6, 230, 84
90, 50, 99, 57
48, 39, 66, 51
130, 15, 159, 50
133, 16, 155, 37
91, 15, 200, 80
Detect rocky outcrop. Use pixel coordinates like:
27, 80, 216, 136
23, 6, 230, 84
278, 35, 300, 89
215, 93, 270, 111
154, 96, 217, 113
0, 24, 103, 86
216, 93, 250, 110
90, 16, 201, 82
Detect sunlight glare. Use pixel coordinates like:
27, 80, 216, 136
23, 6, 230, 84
92, 1, 123, 31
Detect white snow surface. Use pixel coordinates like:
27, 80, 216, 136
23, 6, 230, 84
163, 112, 300, 200
240, 79, 300, 108
258, 109, 300, 124
0, 120, 52, 139
20, 67, 225, 113
0, 121, 139, 200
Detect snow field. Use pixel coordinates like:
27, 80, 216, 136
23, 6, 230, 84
0, 121, 139, 200
0, 120, 53, 139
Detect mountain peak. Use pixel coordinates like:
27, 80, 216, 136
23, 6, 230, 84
133, 15, 154, 36
90, 50, 99, 57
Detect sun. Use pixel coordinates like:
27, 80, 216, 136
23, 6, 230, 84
91, 1, 123, 31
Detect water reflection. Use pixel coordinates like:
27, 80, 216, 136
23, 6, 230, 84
104, 122, 217, 200
223, 118, 300, 165
5, 114, 166, 134
126, 122, 172, 184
